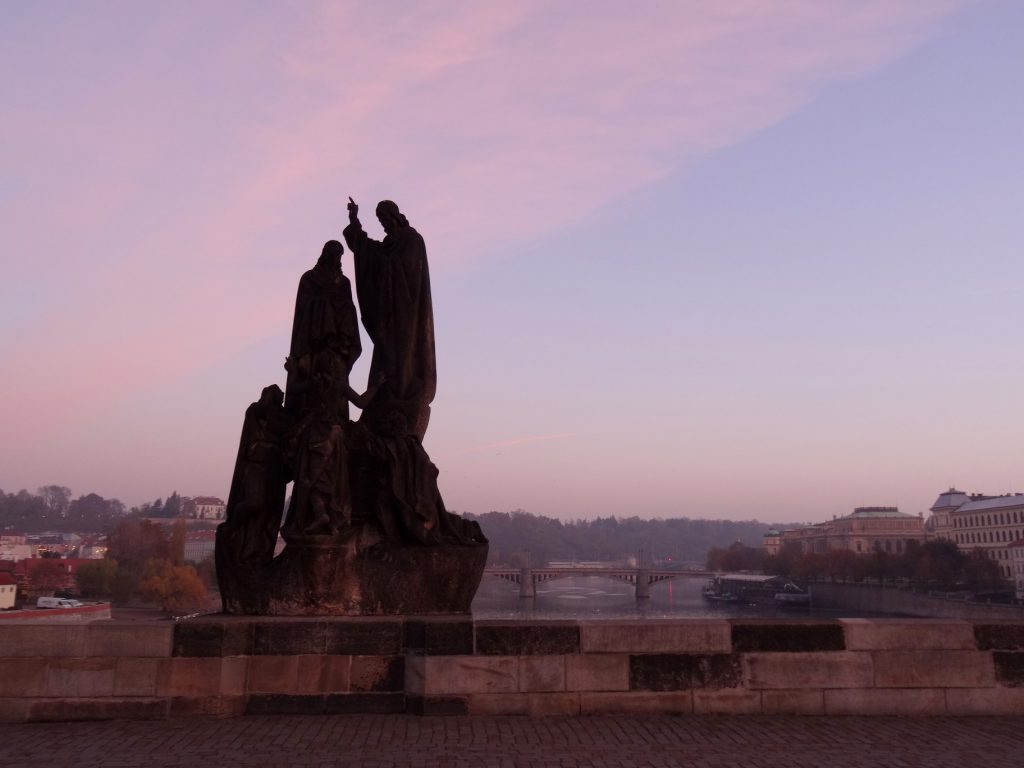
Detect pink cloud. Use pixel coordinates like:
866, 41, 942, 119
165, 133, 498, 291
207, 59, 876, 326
0, 0, 976, 494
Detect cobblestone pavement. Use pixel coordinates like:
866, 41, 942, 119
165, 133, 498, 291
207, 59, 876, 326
2, 715, 1023, 768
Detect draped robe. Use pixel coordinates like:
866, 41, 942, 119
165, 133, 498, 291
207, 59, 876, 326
343, 221, 436, 441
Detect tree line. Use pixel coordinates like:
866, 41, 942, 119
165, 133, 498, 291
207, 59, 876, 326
0, 486, 205, 533
464, 510, 778, 567
706, 540, 1006, 591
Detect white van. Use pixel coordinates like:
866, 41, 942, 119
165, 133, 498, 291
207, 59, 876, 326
36, 597, 83, 609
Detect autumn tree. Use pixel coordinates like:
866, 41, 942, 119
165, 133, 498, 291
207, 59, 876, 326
105, 519, 171, 600
138, 560, 208, 613
76, 560, 118, 597
27, 558, 67, 594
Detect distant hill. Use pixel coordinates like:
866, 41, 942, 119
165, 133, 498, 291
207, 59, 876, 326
462, 510, 795, 567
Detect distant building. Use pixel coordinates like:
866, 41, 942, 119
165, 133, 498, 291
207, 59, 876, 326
190, 497, 226, 521
0, 572, 16, 609
772, 507, 925, 556
929, 488, 1024, 580
77, 537, 107, 559
762, 530, 782, 556
0, 543, 34, 562
1011, 539, 1024, 601
183, 531, 216, 564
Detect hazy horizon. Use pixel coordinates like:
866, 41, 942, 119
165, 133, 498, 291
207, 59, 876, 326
2, 1, 1022, 524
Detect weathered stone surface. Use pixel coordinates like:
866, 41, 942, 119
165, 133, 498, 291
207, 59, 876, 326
406, 656, 517, 695
825, 688, 946, 716
324, 693, 405, 714
169, 695, 246, 718
872, 650, 995, 688
404, 617, 474, 655
173, 620, 254, 657
580, 620, 730, 654
248, 654, 353, 695
629, 654, 742, 691
518, 656, 565, 692
760, 689, 825, 715
252, 620, 327, 655
993, 651, 1024, 686
580, 691, 693, 714
249, 692, 408, 717
157, 658, 224, 697
731, 621, 844, 652
692, 689, 762, 714
0, 626, 88, 657
0, 660, 47, 697
565, 654, 629, 692
975, 623, 1024, 651
743, 652, 873, 690
318, 656, 353, 694
246, 694, 324, 715
222, 542, 488, 616
88, 623, 172, 657
324, 619, 403, 655
841, 619, 975, 651
351, 655, 404, 692
475, 622, 579, 655
0, 698, 31, 723
468, 692, 580, 716
113, 659, 162, 697
945, 687, 1024, 715
45, 658, 116, 697
247, 656, 300, 694
406, 695, 469, 716
28, 697, 169, 722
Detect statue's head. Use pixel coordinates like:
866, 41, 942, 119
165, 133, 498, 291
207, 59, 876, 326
376, 200, 409, 235
259, 384, 284, 409
318, 240, 344, 269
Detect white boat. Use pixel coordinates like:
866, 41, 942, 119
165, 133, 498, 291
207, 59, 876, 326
774, 582, 810, 607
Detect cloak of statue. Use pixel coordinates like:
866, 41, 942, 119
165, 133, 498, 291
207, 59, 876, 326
343, 205, 436, 441
284, 241, 362, 422
281, 241, 361, 539
217, 384, 289, 565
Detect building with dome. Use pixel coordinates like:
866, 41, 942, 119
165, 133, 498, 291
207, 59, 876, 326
928, 488, 1024, 580
772, 506, 925, 556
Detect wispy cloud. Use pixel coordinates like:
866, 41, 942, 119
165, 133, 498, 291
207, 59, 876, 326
0, 0, 974, 492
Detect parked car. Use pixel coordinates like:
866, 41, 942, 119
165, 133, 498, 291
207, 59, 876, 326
36, 597, 83, 609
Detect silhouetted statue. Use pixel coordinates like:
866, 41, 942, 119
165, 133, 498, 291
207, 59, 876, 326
344, 198, 484, 547
216, 385, 288, 568
344, 199, 435, 441
216, 204, 487, 616
284, 240, 361, 421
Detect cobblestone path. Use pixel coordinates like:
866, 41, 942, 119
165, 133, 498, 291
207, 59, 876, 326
2, 715, 1022, 767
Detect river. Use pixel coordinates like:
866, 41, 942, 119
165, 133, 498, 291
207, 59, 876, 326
470, 573, 873, 620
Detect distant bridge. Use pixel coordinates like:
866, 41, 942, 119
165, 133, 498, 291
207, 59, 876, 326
483, 564, 712, 599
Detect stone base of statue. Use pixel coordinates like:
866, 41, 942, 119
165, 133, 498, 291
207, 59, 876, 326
217, 535, 489, 616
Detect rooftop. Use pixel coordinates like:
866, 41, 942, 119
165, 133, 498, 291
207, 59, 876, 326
955, 494, 1024, 513
844, 507, 915, 519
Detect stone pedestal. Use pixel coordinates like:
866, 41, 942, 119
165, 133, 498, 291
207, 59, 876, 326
219, 540, 488, 616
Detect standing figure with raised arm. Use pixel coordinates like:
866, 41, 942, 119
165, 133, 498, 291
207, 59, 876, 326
343, 198, 436, 442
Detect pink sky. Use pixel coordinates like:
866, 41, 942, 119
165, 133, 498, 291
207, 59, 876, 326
3, 0, 1021, 523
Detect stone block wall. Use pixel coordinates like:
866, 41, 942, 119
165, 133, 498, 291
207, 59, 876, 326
1, 617, 1023, 721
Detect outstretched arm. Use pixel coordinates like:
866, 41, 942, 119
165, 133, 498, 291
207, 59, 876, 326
344, 372, 386, 410
343, 196, 370, 253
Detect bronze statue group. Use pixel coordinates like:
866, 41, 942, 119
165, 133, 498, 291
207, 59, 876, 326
217, 199, 485, 575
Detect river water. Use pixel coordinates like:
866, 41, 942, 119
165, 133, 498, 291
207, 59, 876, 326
470, 574, 875, 620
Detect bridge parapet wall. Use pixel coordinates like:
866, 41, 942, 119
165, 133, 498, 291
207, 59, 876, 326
1, 617, 1023, 721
